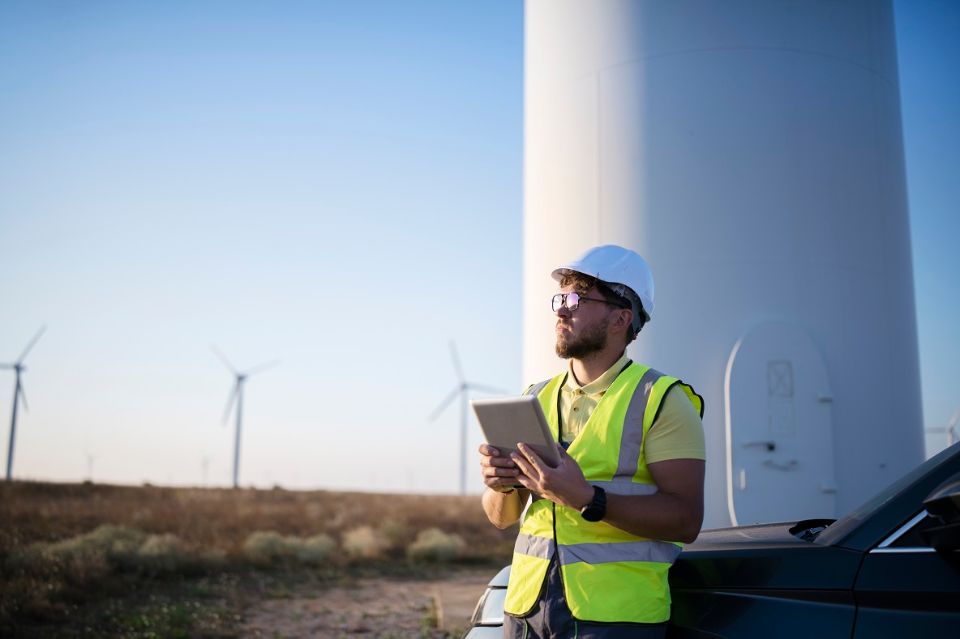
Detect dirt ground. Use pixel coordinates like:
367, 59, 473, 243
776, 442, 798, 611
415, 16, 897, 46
240, 569, 492, 638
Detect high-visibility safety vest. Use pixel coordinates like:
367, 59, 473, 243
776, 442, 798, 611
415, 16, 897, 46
503, 362, 704, 624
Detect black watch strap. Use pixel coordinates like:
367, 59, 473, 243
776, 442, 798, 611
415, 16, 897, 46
580, 485, 607, 522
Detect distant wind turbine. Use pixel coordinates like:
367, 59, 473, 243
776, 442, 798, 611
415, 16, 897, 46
85, 451, 97, 482
212, 346, 279, 489
2, 326, 46, 481
428, 341, 506, 495
926, 408, 960, 448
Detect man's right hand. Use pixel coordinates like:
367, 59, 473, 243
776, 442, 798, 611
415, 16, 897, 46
479, 443, 523, 493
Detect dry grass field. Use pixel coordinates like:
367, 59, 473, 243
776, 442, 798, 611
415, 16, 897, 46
0, 481, 515, 638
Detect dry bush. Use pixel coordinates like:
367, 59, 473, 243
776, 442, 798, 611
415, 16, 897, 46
243, 531, 294, 564
379, 518, 412, 549
0, 481, 516, 564
44, 524, 145, 559
134, 533, 186, 572
341, 525, 391, 560
27, 525, 204, 577
242, 531, 336, 565
37, 524, 145, 583
138, 533, 182, 556
295, 533, 336, 564
406, 527, 466, 562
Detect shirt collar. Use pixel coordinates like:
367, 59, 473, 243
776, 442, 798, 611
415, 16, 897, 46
564, 352, 631, 396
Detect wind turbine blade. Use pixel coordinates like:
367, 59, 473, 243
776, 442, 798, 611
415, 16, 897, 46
17, 326, 46, 363
948, 408, 960, 430
244, 359, 280, 377
211, 344, 238, 374
0, 363, 14, 370
222, 382, 239, 424
466, 383, 508, 396
428, 387, 460, 422
448, 340, 465, 384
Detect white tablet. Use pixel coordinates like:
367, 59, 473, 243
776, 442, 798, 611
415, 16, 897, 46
471, 395, 560, 468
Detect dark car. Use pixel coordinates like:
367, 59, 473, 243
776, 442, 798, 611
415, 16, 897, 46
464, 442, 960, 638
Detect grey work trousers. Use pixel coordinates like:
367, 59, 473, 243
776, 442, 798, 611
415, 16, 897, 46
502, 556, 668, 639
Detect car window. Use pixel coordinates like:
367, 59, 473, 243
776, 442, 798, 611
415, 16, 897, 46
887, 510, 940, 548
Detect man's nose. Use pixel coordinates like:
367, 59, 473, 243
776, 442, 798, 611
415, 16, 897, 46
555, 303, 572, 318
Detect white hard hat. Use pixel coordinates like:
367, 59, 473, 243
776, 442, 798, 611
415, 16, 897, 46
552, 245, 655, 323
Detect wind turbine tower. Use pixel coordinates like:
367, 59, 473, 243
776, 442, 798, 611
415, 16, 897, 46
2, 326, 46, 481
212, 346, 278, 489
85, 451, 97, 482
429, 341, 505, 495
523, 0, 922, 527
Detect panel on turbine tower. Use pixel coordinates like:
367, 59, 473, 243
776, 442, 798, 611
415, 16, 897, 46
725, 322, 836, 525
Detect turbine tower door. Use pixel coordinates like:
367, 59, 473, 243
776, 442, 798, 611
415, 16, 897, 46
725, 322, 836, 525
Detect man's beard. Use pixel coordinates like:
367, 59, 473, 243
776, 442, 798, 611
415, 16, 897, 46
555, 316, 609, 359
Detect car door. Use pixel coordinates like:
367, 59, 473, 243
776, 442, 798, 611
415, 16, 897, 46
853, 509, 960, 637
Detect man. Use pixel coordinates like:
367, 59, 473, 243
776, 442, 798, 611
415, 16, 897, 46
479, 244, 705, 638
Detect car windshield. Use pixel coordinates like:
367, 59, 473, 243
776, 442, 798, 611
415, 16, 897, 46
816, 442, 960, 546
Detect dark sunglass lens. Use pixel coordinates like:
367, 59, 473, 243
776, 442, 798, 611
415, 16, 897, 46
566, 292, 580, 310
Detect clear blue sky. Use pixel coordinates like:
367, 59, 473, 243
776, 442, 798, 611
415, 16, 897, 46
0, 1, 956, 493
896, 0, 960, 457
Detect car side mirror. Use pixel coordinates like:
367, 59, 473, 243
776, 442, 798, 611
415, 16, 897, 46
921, 473, 960, 552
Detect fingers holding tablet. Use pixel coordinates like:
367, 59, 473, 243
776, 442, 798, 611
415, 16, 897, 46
479, 442, 523, 492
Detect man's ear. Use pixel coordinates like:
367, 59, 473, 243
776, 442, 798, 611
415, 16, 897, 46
612, 309, 632, 331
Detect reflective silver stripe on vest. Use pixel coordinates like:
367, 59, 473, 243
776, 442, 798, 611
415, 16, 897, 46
514, 533, 553, 560
558, 539, 682, 566
613, 367, 664, 482
592, 480, 659, 496
525, 379, 552, 398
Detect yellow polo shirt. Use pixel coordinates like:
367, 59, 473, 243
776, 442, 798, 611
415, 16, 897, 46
559, 353, 705, 463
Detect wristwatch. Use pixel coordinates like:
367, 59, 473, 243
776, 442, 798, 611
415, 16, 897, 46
580, 485, 607, 522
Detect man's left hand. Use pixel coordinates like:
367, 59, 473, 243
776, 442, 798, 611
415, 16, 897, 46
512, 443, 594, 510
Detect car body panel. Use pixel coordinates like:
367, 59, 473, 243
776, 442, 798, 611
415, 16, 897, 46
670, 523, 863, 590
853, 547, 960, 637
667, 589, 856, 639
463, 626, 505, 639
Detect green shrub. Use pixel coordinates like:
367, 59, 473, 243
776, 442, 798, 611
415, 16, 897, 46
406, 528, 466, 562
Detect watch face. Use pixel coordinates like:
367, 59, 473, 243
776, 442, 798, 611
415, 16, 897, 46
581, 506, 603, 522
